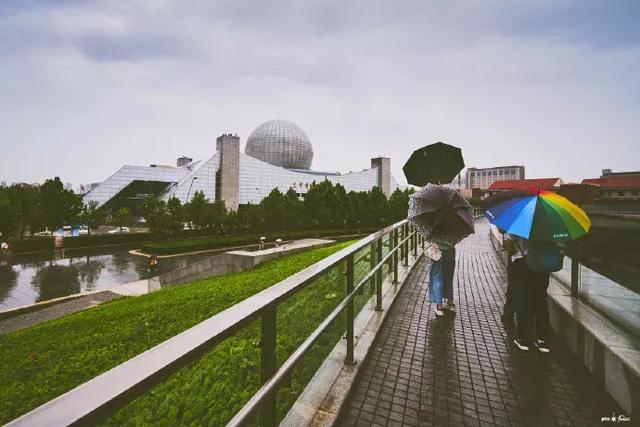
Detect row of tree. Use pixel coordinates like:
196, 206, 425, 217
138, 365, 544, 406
0, 177, 414, 239
140, 181, 414, 235
0, 178, 108, 238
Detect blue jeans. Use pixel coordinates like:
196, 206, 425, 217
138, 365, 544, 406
428, 248, 455, 304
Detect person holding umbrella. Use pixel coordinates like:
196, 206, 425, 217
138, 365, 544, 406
404, 142, 471, 318
408, 184, 474, 317
485, 188, 591, 352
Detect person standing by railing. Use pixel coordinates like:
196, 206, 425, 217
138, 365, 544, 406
505, 233, 562, 353
427, 241, 457, 317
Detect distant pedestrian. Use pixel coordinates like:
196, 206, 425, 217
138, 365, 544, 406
427, 241, 456, 317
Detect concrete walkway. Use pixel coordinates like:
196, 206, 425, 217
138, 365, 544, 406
339, 221, 622, 426
0, 291, 121, 334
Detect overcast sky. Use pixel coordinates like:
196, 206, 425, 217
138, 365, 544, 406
1, 0, 638, 186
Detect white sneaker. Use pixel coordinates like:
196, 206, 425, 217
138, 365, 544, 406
445, 300, 456, 312
435, 308, 445, 317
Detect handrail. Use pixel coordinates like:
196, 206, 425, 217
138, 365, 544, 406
227, 232, 415, 425
7, 219, 421, 427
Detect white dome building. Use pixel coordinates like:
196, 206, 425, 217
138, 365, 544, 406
84, 120, 398, 212
245, 120, 314, 170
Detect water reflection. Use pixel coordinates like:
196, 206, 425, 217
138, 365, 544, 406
75, 257, 105, 292
0, 265, 18, 304
0, 248, 212, 310
31, 264, 81, 302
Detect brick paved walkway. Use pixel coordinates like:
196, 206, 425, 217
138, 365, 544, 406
339, 221, 621, 427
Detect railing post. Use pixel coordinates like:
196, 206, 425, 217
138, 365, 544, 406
570, 241, 581, 298
420, 233, 424, 250
346, 255, 355, 364
376, 238, 383, 311
412, 228, 417, 258
393, 228, 399, 284
260, 307, 277, 427
403, 224, 409, 267
369, 242, 376, 288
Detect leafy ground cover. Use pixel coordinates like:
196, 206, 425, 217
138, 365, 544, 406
0, 240, 365, 425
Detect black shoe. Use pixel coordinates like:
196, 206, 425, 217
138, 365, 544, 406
513, 337, 529, 351
535, 340, 550, 353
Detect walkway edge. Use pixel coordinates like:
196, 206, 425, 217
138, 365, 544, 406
488, 224, 640, 418
281, 252, 425, 427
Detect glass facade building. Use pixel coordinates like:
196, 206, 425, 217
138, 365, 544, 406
83, 120, 399, 211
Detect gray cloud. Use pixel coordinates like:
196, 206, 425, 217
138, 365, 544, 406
0, 0, 638, 186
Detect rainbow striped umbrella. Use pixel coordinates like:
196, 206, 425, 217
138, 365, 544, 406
484, 189, 591, 242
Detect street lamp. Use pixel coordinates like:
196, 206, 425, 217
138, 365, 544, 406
185, 177, 198, 203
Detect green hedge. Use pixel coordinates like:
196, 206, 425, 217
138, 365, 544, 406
62, 232, 153, 249
140, 228, 378, 255
0, 241, 356, 425
6, 238, 54, 253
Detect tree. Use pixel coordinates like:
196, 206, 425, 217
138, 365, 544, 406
260, 188, 286, 231
140, 195, 166, 234
345, 190, 369, 230
5, 185, 41, 236
114, 207, 131, 228
184, 191, 208, 229
165, 196, 184, 234
39, 177, 82, 231
0, 192, 20, 238
282, 188, 303, 230
80, 201, 106, 234
203, 200, 227, 233
387, 188, 412, 223
367, 186, 388, 227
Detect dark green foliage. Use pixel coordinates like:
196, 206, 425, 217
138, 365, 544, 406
61, 232, 153, 249
0, 241, 353, 425
39, 177, 83, 231
5, 237, 54, 253
113, 207, 132, 228
0, 193, 20, 238
79, 200, 106, 234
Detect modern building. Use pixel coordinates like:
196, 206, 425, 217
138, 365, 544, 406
486, 177, 563, 194
83, 119, 399, 212
466, 165, 525, 189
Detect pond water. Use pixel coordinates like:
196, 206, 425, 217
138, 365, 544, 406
0, 248, 213, 311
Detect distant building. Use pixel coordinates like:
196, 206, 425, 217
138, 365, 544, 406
64, 182, 73, 192
84, 119, 399, 213
558, 183, 601, 205
466, 166, 525, 189
582, 169, 640, 201
0, 181, 6, 188
486, 178, 563, 194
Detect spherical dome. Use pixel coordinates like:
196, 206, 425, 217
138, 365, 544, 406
245, 120, 313, 170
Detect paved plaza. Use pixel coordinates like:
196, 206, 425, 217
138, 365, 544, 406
339, 221, 622, 426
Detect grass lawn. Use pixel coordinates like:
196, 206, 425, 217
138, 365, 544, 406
0, 240, 378, 425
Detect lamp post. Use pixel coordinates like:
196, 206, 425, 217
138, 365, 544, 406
185, 177, 198, 203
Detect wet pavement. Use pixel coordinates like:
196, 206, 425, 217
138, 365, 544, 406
339, 221, 622, 426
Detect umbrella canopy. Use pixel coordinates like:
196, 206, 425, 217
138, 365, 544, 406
484, 188, 591, 242
408, 184, 474, 245
403, 142, 465, 186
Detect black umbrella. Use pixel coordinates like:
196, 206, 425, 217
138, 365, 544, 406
402, 142, 465, 186
408, 184, 474, 245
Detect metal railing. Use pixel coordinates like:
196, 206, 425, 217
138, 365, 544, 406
9, 220, 423, 427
